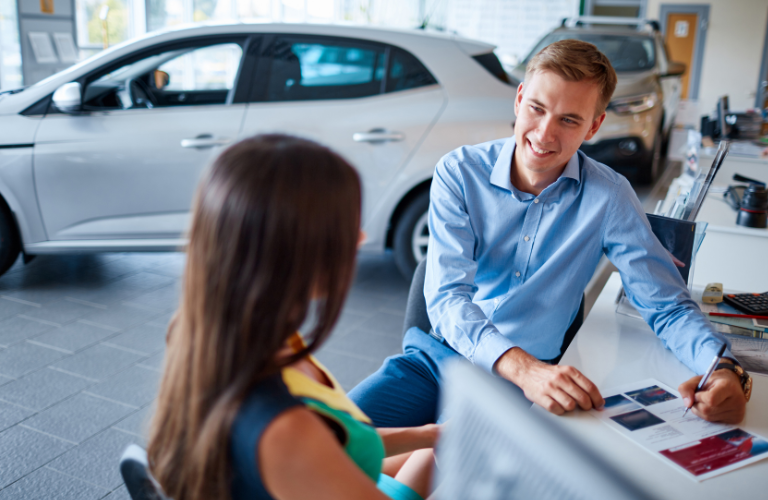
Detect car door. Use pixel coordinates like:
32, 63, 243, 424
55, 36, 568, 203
32, 36, 254, 242
240, 35, 445, 228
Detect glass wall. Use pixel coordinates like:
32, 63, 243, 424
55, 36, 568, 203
0, 0, 23, 90
76, 0, 131, 48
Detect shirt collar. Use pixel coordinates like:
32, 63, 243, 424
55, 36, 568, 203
490, 136, 581, 193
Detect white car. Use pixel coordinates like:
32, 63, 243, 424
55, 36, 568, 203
0, 23, 515, 279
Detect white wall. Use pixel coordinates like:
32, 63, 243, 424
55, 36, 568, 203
647, 0, 768, 113
444, 0, 580, 66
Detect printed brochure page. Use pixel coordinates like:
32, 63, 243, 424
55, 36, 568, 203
590, 378, 768, 481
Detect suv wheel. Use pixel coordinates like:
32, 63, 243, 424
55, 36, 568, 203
393, 191, 430, 280
637, 130, 662, 185
0, 203, 21, 277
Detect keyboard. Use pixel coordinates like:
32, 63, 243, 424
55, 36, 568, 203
723, 292, 768, 316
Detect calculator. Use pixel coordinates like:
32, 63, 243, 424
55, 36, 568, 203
723, 292, 768, 315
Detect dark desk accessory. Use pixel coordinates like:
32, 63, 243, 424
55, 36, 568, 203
646, 214, 696, 284
736, 184, 768, 228
723, 174, 766, 212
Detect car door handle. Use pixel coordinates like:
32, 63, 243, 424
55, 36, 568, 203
181, 136, 233, 149
352, 130, 405, 143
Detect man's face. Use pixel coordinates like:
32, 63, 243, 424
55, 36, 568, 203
513, 70, 606, 177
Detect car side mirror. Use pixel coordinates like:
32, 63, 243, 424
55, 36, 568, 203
153, 70, 170, 90
52, 82, 82, 113
664, 61, 686, 77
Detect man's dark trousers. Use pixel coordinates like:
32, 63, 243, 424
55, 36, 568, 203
348, 326, 461, 427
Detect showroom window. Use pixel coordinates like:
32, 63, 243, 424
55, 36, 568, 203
76, 0, 131, 49
84, 41, 244, 110
265, 38, 386, 101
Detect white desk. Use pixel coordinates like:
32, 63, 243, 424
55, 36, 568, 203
694, 189, 768, 292
542, 273, 768, 500
659, 149, 768, 291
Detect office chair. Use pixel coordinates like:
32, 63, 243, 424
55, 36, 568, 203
119, 444, 169, 500
404, 259, 585, 364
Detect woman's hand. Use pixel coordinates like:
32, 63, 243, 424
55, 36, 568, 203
378, 423, 441, 457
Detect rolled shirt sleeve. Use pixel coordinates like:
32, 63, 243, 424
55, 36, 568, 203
602, 176, 731, 374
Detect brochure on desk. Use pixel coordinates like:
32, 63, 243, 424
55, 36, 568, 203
591, 378, 768, 481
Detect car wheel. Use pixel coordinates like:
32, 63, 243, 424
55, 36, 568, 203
393, 191, 430, 280
637, 130, 662, 185
0, 203, 21, 277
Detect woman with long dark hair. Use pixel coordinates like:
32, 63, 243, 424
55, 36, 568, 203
147, 134, 437, 500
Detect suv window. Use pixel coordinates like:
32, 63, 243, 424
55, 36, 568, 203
83, 42, 244, 110
525, 34, 655, 72
265, 38, 386, 101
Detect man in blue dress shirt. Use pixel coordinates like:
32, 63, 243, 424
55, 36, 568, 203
349, 40, 747, 427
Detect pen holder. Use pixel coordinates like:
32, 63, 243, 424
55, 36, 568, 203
646, 214, 708, 291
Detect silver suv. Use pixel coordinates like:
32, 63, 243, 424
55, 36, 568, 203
509, 17, 686, 184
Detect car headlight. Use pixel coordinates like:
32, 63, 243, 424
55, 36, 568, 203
608, 92, 658, 115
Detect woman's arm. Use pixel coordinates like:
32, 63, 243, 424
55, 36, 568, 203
260, 407, 391, 500
377, 424, 440, 457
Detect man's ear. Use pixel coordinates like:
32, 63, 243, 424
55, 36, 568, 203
514, 82, 524, 116
584, 112, 606, 141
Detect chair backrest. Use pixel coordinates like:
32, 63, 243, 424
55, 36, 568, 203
120, 444, 170, 500
402, 258, 432, 337
405, 258, 585, 363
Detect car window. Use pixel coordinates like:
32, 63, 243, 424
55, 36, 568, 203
158, 44, 242, 91
386, 48, 437, 93
83, 42, 244, 110
265, 38, 385, 101
525, 34, 656, 72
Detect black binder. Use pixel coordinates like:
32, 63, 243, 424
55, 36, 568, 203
646, 213, 696, 284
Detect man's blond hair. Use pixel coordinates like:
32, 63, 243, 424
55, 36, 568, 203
525, 39, 618, 118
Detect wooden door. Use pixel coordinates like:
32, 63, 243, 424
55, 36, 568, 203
664, 12, 698, 99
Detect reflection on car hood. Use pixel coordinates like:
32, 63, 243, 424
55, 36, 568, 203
506, 66, 657, 100
612, 70, 656, 99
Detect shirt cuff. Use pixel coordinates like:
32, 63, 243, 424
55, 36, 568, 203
693, 342, 735, 375
473, 330, 517, 373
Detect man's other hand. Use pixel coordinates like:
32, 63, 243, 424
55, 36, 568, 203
494, 347, 605, 415
678, 369, 746, 424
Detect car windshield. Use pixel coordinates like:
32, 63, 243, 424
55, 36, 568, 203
524, 33, 655, 72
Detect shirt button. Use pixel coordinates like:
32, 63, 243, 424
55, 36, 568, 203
494, 298, 499, 304
534, 198, 540, 204
524, 236, 530, 242
515, 271, 521, 277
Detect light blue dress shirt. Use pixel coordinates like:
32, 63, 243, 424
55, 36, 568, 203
424, 136, 727, 375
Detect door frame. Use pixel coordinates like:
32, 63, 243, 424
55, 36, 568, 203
659, 3, 709, 101
756, 12, 768, 108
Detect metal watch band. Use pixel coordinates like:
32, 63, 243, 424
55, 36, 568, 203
715, 362, 753, 402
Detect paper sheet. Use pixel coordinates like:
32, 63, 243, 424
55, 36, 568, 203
591, 378, 768, 481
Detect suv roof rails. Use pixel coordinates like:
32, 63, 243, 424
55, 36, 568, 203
561, 16, 659, 33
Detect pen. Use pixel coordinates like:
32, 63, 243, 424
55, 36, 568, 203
707, 312, 768, 320
683, 343, 727, 417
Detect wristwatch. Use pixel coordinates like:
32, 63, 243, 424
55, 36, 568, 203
716, 358, 752, 402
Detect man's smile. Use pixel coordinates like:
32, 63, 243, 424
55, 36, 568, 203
527, 139, 556, 157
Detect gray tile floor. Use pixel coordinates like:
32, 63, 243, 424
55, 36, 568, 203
0, 251, 409, 499
0, 156, 674, 499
